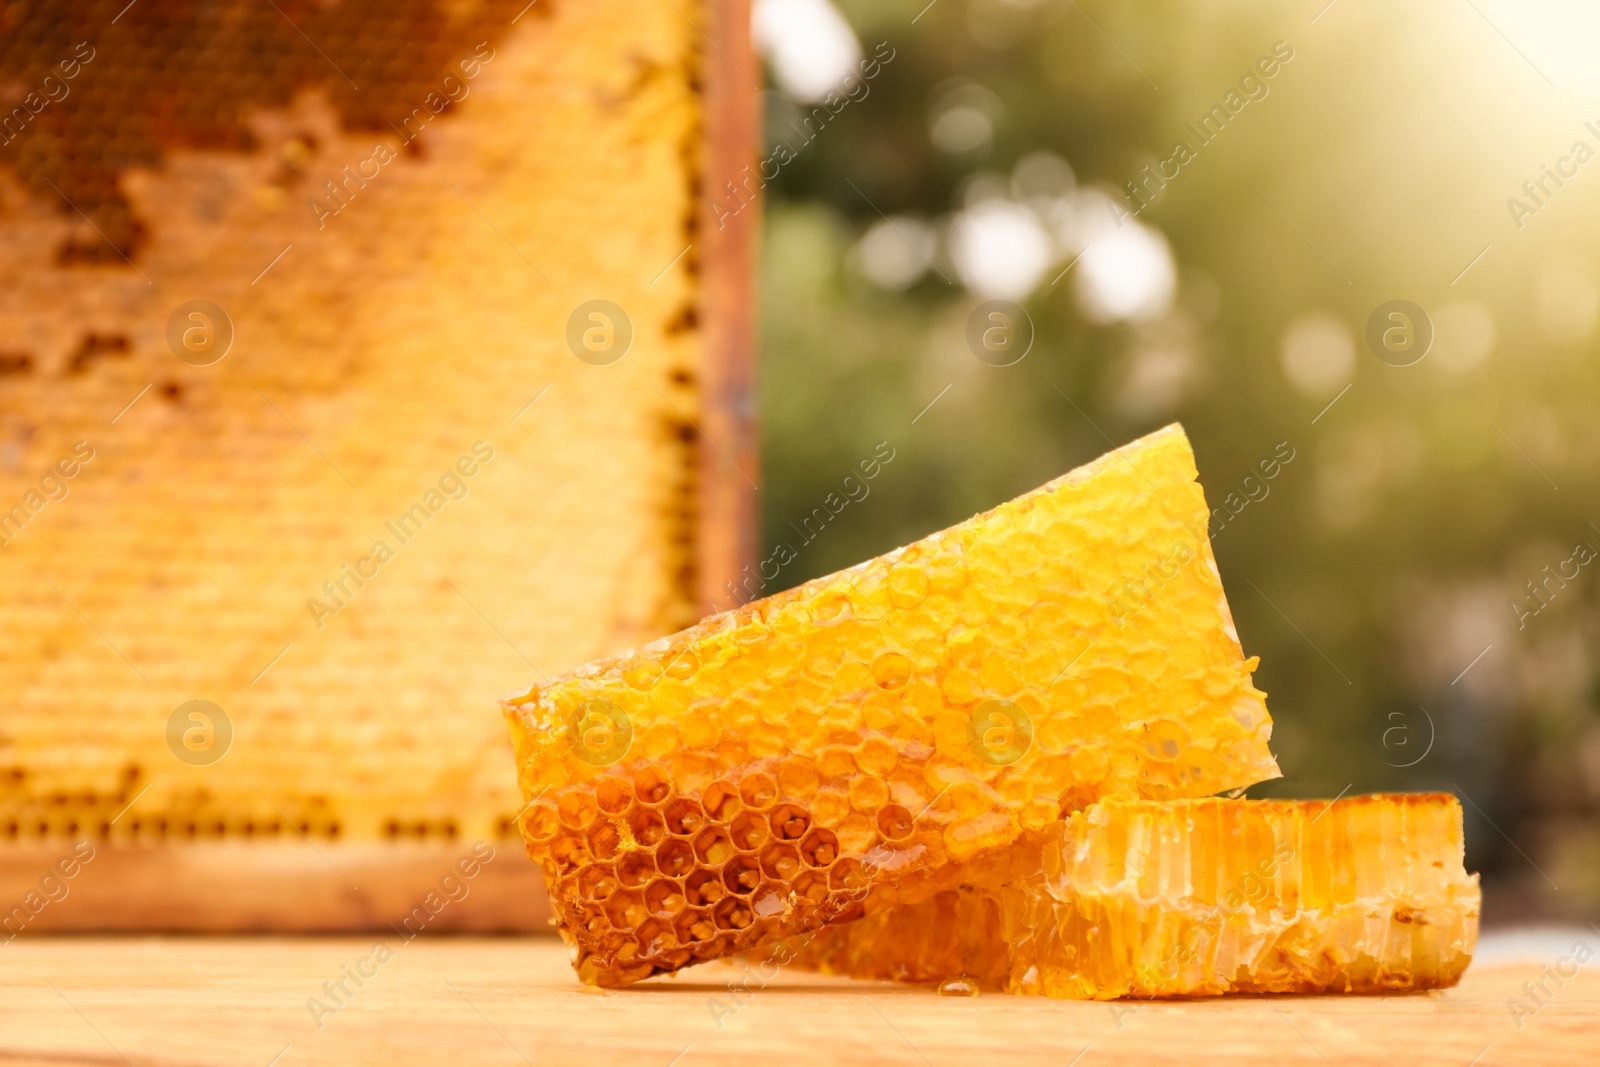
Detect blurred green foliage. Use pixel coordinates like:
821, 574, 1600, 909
754, 0, 1600, 919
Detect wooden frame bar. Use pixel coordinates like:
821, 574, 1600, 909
696, 0, 763, 616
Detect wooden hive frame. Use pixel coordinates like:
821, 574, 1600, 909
0, 0, 758, 932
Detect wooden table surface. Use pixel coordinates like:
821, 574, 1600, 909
0, 937, 1589, 1066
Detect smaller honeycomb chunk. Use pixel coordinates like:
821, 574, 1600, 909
787, 794, 1480, 999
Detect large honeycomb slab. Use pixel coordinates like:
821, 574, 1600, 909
503, 425, 1281, 985
790, 794, 1480, 998
0, 0, 709, 851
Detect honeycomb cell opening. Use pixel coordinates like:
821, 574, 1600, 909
633, 767, 672, 806
664, 797, 705, 836
675, 907, 716, 943
577, 865, 619, 901
713, 895, 754, 930
828, 857, 868, 893
886, 566, 932, 609
693, 826, 735, 866
877, 804, 914, 841
604, 890, 646, 929
656, 838, 695, 878
578, 905, 608, 937
645, 878, 686, 917
722, 855, 761, 895
800, 827, 840, 868
629, 808, 667, 848
618, 852, 656, 888
752, 883, 787, 918
524, 804, 560, 841
1144, 720, 1189, 762
624, 662, 664, 690
738, 772, 779, 810
635, 918, 679, 958
758, 841, 801, 881
770, 803, 810, 841
871, 651, 914, 690
729, 811, 770, 850
587, 823, 621, 861
794, 871, 829, 904
685, 869, 727, 908
596, 777, 633, 814
811, 592, 851, 624
558, 793, 600, 831
549, 835, 590, 870
703, 780, 742, 822
663, 649, 699, 680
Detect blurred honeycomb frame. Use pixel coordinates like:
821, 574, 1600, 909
0, 0, 758, 932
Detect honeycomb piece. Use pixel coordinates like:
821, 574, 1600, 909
504, 424, 1282, 986
789, 794, 1480, 999
0, 0, 707, 855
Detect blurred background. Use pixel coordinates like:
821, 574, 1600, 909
749, 0, 1600, 924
